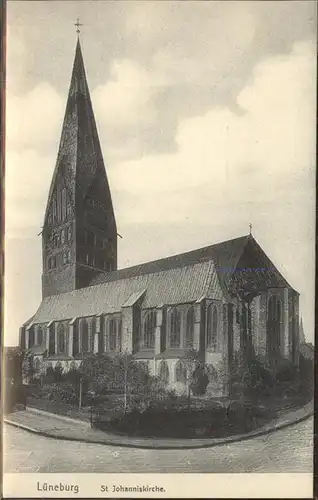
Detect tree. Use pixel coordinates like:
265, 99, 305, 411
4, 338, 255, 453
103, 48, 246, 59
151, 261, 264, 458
22, 352, 36, 384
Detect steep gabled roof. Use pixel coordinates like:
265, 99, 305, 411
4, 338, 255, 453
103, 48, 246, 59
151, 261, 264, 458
28, 234, 295, 324
30, 259, 222, 323
90, 235, 249, 292
44, 38, 114, 223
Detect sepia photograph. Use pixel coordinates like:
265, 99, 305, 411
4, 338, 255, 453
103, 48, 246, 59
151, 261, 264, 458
3, 0, 316, 497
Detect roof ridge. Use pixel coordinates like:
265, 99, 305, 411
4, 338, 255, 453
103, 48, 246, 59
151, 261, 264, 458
91, 234, 250, 286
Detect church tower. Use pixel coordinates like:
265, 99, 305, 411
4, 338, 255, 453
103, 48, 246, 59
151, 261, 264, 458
42, 38, 117, 298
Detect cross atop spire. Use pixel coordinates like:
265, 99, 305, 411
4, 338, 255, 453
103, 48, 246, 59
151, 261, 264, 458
74, 18, 83, 35
249, 223, 252, 235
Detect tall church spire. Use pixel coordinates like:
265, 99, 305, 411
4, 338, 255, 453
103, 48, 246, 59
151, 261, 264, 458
42, 38, 117, 298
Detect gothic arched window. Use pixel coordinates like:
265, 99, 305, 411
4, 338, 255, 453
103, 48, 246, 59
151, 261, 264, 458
102, 318, 107, 353
175, 360, 187, 383
143, 311, 156, 349
29, 328, 35, 348
52, 195, 57, 222
80, 319, 89, 352
268, 295, 282, 351
37, 325, 43, 345
109, 318, 117, 351
91, 317, 96, 351
207, 304, 218, 351
118, 319, 122, 352
159, 360, 169, 385
169, 308, 181, 348
186, 307, 194, 348
61, 188, 67, 221
57, 324, 65, 353
73, 323, 79, 356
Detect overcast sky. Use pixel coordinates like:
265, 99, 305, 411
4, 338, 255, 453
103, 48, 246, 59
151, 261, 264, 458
5, 1, 316, 345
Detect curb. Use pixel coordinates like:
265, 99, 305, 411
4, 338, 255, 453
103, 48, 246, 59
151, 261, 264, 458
26, 406, 90, 427
4, 405, 313, 450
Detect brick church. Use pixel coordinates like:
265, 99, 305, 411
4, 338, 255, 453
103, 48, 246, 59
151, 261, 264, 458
19, 39, 300, 396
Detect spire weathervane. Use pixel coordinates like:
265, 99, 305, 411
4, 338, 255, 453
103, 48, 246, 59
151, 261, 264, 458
74, 18, 83, 35
249, 223, 252, 235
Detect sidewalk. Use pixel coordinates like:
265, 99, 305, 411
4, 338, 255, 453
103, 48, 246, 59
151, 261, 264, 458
4, 400, 313, 450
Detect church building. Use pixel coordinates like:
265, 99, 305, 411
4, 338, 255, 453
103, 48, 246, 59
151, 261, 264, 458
19, 38, 300, 396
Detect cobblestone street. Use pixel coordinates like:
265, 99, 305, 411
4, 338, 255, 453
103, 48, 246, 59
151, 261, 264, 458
3, 417, 313, 473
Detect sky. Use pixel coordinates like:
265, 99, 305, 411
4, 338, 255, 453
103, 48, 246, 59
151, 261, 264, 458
5, 1, 316, 345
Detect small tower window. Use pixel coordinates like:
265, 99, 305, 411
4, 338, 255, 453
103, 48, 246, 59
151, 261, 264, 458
52, 233, 59, 248
67, 226, 72, 241
61, 228, 65, 245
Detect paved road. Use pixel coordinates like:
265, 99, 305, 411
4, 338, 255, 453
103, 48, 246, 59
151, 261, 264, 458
3, 417, 313, 473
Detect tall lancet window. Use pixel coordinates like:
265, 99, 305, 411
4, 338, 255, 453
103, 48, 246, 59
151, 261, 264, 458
143, 311, 156, 349
109, 318, 117, 351
80, 318, 89, 353
57, 324, 66, 354
52, 195, 57, 222
37, 326, 43, 346
185, 307, 195, 348
207, 304, 218, 351
61, 188, 67, 221
169, 308, 181, 348
90, 317, 96, 352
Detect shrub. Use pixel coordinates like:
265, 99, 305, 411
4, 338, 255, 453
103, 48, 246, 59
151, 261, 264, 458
190, 367, 209, 396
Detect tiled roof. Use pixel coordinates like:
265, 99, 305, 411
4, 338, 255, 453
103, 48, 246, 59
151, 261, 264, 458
31, 259, 222, 323
29, 235, 295, 325
90, 235, 250, 291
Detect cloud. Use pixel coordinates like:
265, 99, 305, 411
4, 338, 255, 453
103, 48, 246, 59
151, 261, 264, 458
105, 39, 315, 340
6, 149, 55, 238
92, 59, 158, 129
6, 83, 63, 151
110, 39, 315, 215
